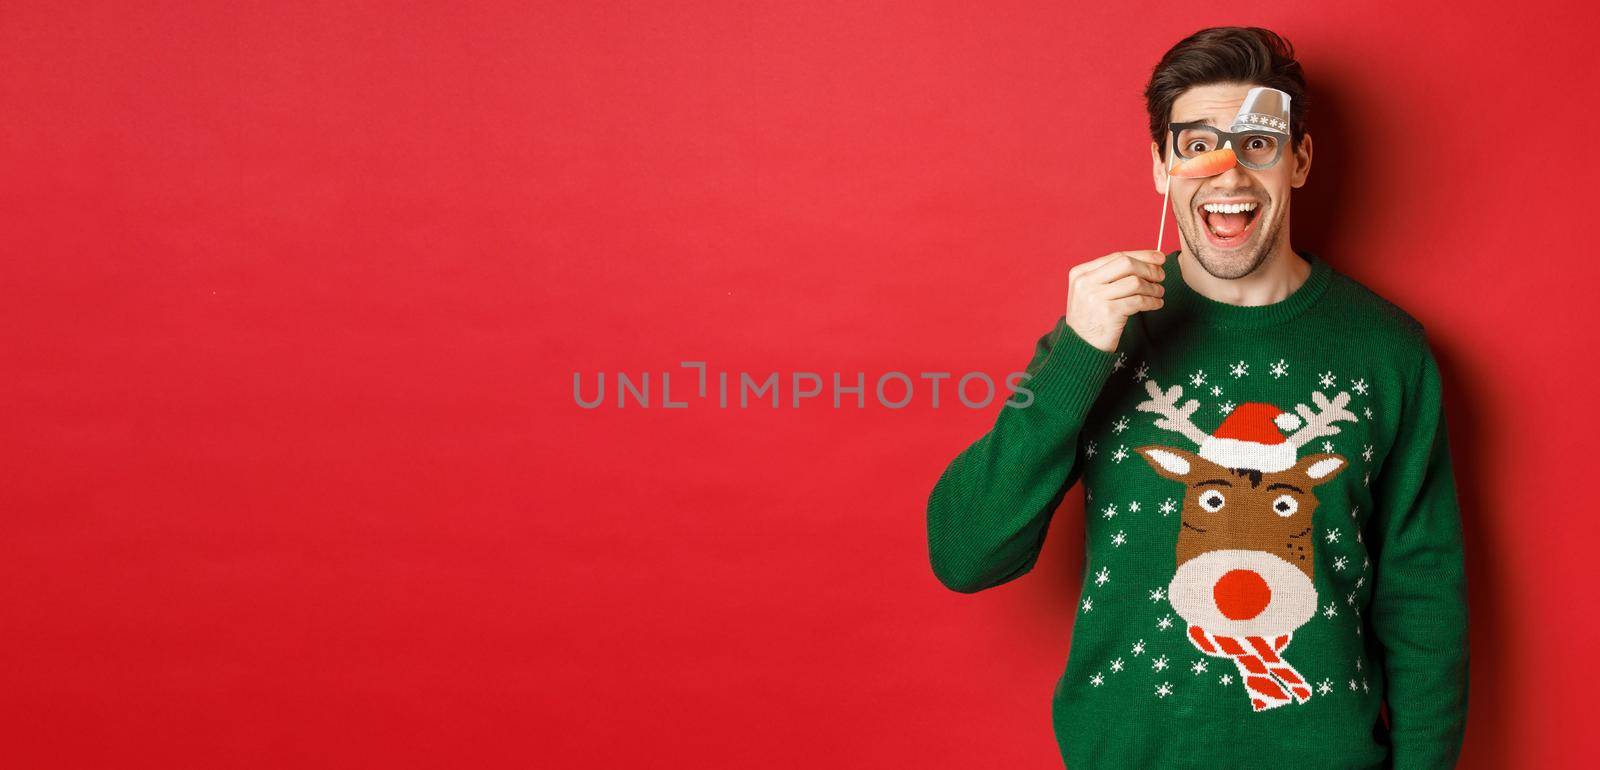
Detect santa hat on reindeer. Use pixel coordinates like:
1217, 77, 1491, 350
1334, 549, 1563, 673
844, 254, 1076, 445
1197, 402, 1304, 473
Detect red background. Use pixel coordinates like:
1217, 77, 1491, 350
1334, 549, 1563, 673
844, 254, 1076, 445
5, 2, 1598, 767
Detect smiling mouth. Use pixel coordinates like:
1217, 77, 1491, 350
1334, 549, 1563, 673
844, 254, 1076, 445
1198, 200, 1263, 250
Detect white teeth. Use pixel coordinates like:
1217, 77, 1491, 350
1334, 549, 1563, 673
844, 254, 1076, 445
1202, 202, 1259, 214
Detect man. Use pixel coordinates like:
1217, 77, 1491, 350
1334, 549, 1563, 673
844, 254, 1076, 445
925, 27, 1469, 769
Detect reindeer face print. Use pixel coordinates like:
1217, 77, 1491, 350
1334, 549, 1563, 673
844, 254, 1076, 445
1135, 445, 1347, 581
1129, 379, 1357, 712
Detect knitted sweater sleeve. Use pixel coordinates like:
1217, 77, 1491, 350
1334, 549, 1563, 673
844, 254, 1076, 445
925, 317, 1119, 593
1368, 335, 1471, 769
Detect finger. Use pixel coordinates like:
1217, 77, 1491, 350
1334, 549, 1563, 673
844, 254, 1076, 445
1073, 250, 1167, 283
1103, 274, 1164, 300
1113, 293, 1164, 316
1092, 255, 1165, 285
1069, 252, 1128, 279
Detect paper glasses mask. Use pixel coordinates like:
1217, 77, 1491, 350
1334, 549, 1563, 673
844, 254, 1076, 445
1167, 86, 1292, 176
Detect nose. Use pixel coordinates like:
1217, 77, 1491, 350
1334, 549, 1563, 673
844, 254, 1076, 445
1214, 569, 1272, 620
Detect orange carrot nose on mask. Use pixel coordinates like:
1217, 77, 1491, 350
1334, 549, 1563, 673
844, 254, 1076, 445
1169, 147, 1237, 178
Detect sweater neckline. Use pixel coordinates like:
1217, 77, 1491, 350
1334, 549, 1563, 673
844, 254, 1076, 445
1161, 249, 1332, 330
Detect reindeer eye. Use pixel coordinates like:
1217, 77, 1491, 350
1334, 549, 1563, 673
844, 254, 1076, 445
1273, 494, 1299, 517
1198, 489, 1225, 512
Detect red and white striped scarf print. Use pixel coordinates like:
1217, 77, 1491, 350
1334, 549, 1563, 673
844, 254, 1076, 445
1187, 625, 1313, 711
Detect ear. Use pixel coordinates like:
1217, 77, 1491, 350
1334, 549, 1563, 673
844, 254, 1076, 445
1151, 140, 1169, 194
1290, 451, 1346, 485
1289, 131, 1313, 188
1134, 445, 1204, 482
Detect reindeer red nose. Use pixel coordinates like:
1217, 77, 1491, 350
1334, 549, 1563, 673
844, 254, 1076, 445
1214, 569, 1272, 620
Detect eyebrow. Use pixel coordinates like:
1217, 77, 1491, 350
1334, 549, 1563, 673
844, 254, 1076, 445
1194, 479, 1232, 488
1266, 482, 1305, 493
1174, 116, 1220, 127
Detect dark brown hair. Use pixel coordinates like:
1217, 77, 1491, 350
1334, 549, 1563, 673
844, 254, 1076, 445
1145, 27, 1307, 158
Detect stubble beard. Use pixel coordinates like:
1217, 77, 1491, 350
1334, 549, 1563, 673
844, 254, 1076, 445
1176, 199, 1286, 280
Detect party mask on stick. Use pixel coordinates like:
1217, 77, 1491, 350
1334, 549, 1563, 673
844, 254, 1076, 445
1154, 86, 1292, 253
1167, 86, 1292, 175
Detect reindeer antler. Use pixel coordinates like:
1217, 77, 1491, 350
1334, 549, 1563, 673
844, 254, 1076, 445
1285, 390, 1359, 448
1135, 379, 1212, 447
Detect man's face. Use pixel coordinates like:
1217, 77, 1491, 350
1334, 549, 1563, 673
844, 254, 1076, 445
1150, 83, 1312, 279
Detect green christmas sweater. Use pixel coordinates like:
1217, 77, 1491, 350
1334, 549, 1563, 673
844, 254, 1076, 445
926, 251, 1469, 769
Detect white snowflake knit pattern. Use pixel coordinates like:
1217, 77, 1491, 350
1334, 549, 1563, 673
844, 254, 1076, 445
1077, 353, 1379, 710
